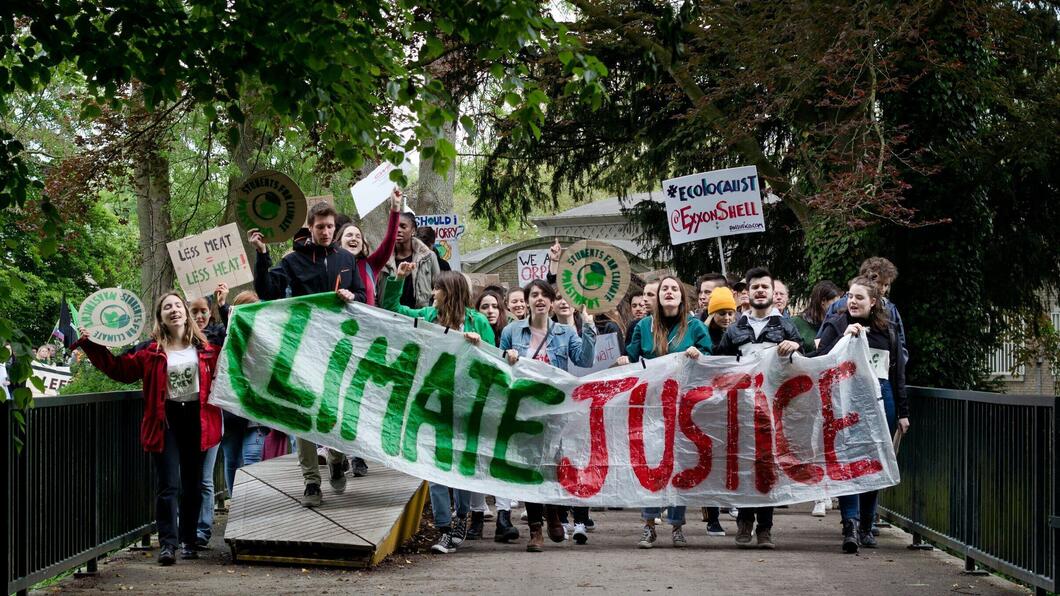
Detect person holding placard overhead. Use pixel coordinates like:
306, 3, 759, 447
74, 292, 223, 566
248, 201, 366, 507
335, 188, 403, 307
714, 267, 804, 550
613, 276, 712, 550
813, 276, 909, 554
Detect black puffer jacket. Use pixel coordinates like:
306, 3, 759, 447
254, 234, 366, 301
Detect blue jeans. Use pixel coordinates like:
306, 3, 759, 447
839, 379, 898, 524
220, 412, 248, 497
197, 443, 219, 542
429, 482, 471, 529
242, 426, 268, 467
642, 506, 686, 526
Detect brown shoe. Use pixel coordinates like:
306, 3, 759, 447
701, 507, 710, 522
545, 506, 566, 543
527, 523, 544, 552
735, 520, 754, 548
756, 529, 775, 549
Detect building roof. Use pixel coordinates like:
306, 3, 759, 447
530, 191, 660, 225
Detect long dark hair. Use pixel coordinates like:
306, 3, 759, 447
650, 275, 690, 356
433, 271, 471, 330
845, 276, 890, 333
336, 222, 370, 259
523, 279, 556, 327
802, 280, 841, 326
474, 288, 508, 345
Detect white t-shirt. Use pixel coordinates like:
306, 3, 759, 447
868, 348, 891, 380
167, 347, 200, 402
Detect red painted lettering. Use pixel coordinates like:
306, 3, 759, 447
711, 373, 751, 490
772, 375, 823, 485
628, 380, 678, 492
752, 373, 777, 493
819, 361, 883, 480
557, 376, 638, 497
672, 385, 713, 489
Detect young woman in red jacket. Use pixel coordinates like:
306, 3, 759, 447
75, 292, 223, 566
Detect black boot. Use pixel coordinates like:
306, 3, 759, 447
842, 519, 859, 554
494, 510, 520, 543
467, 511, 485, 540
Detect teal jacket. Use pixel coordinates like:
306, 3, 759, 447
380, 276, 495, 344
626, 315, 712, 362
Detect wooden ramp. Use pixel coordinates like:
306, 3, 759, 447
224, 453, 428, 568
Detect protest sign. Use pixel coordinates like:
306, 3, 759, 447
79, 288, 146, 347
516, 249, 552, 287
233, 170, 307, 243
569, 332, 622, 377
350, 162, 397, 217
415, 213, 464, 271
210, 293, 900, 507
30, 361, 72, 397
167, 223, 253, 300
556, 240, 631, 315
662, 165, 765, 245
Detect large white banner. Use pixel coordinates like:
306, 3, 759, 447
210, 294, 899, 506
662, 165, 766, 245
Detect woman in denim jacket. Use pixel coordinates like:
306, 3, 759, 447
498, 279, 596, 551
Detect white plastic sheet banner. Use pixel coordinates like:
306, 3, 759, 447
569, 332, 622, 377
210, 293, 899, 506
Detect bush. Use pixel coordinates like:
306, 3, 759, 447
59, 358, 140, 395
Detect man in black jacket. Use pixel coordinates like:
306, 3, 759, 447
248, 202, 366, 507
714, 266, 803, 550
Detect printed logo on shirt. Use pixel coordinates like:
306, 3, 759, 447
868, 348, 890, 380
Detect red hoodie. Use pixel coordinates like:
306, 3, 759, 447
74, 338, 223, 453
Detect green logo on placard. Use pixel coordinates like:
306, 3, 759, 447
234, 171, 307, 243
80, 288, 147, 347
557, 241, 631, 314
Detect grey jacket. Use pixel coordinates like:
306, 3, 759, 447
382, 237, 441, 309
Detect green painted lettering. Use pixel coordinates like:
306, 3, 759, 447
458, 360, 511, 476
314, 319, 360, 435
402, 353, 457, 470
349, 337, 421, 453
490, 379, 564, 484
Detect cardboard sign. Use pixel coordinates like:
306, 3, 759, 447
517, 249, 552, 288
167, 223, 254, 300
556, 240, 631, 315
350, 162, 397, 217
569, 332, 622, 377
662, 165, 765, 245
79, 288, 147, 347
30, 361, 72, 397
415, 213, 464, 271
233, 170, 307, 243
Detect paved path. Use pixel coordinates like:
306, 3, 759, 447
41, 504, 1028, 595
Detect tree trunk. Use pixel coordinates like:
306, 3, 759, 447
133, 147, 175, 309
412, 119, 457, 216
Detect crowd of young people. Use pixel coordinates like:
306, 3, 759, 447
71, 187, 909, 563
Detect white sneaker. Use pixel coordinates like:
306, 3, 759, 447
728, 508, 739, 520
654, 517, 663, 525
520, 510, 528, 521
572, 523, 588, 545
482, 504, 494, 520
829, 498, 837, 510
811, 500, 827, 517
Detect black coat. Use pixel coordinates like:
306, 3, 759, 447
254, 236, 367, 302
714, 312, 803, 356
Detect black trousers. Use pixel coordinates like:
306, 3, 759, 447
150, 401, 205, 548
737, 506, 774, 531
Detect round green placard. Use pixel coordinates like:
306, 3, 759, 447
79, 288, 147, 347
556, 240, 631, 315
233, 170, 307, 243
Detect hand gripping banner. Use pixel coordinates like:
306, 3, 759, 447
210, 294, 900, 507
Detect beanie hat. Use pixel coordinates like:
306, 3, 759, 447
708, 287, 737, 315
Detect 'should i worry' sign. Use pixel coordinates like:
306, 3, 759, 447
209, 294, 899, 506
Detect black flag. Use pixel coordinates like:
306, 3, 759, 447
53, 294, 78, 349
